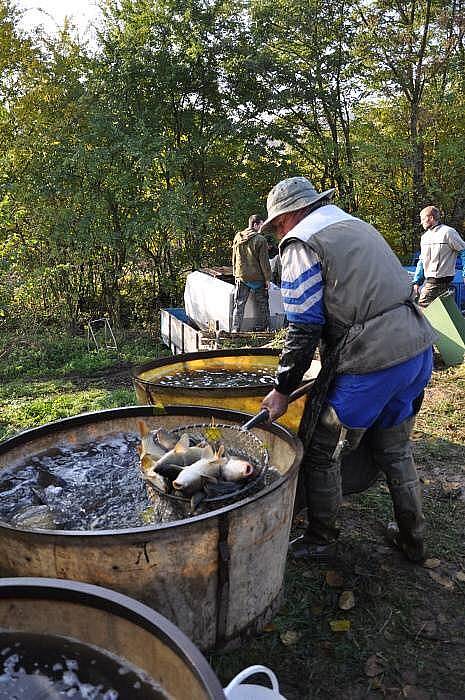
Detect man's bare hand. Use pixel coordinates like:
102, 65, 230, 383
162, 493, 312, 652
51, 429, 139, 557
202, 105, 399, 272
261, 389, 289, 422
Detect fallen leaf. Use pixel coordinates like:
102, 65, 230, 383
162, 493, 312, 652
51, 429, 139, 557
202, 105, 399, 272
329, 619, 351, 632
280, 630, 301, 646
423, 558, 441, 569
455, 571, 465, 582
325, 570, 344, 587
263, 623, 276, 632
338, 590, 355, 610
439, 482, 462, 499
428, 570, 454, 590
365, 654, 385, 677
311, 605, 323, 615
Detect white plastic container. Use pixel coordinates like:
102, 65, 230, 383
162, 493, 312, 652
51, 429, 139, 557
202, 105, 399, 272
184, 272, 285, 332
224, 665, 287, 700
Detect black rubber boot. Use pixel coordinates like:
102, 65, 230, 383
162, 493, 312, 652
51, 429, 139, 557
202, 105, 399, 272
301, 406, 366, 548
369, 418, 426, 563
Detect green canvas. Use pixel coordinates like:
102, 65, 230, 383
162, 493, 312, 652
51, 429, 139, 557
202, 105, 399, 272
423, 292, 465, 366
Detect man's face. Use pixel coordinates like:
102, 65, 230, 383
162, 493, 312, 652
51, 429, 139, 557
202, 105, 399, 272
420, 210, 436, 231
271, 213, 294, 240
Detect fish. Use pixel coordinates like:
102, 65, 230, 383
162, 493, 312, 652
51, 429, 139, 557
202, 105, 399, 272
152, 435, 213, 472
221, 458, 254, 482
155, 428, 179, 451
152, 463, 183, 481
36, 466, 68, 489
172, 446, 226, 494
137, 420, 167, 472
142, 469, 168, 493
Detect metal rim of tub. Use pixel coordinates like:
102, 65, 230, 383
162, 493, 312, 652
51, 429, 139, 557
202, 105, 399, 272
146, 421, 270, 506
132, 348, 281, 397
0, 404, 303, 539
0, 576, 226, 700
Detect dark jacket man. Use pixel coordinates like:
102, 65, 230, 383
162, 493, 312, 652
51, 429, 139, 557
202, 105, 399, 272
231, 215, 272, 332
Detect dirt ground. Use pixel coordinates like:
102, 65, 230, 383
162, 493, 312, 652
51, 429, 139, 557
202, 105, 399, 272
210, 364, 465, 699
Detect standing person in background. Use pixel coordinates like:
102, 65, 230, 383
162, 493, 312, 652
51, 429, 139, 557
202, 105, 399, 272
413, 206, 465, 307
231, 214, 272, 332
267, 238, 282, 287
260, 177, 435, 564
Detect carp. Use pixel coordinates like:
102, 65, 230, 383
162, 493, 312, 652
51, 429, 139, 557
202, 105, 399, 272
152, 435, 212, 472
137, 420, 167, 472
172, 446, 226, 494
155, 428, 178, 451
221, 458, 254, 481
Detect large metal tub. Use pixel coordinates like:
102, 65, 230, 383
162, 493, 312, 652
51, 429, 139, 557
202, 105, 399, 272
133, 349, 321, 433
0, 577, 225, 699
0, 406, 303, 650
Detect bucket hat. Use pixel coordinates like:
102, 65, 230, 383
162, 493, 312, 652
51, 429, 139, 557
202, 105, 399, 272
261, 177, 335, 231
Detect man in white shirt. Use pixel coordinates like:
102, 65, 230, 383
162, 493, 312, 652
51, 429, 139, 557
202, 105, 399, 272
413, 206, 465, 307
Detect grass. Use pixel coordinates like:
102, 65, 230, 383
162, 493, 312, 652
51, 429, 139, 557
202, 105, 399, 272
0, 327, 166, 440
0, 330, 464, 698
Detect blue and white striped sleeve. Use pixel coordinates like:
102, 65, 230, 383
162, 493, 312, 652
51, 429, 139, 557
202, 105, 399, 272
280, 241, 325, 325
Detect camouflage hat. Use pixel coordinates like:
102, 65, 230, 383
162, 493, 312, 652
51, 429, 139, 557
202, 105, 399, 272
261, 177, 335, 231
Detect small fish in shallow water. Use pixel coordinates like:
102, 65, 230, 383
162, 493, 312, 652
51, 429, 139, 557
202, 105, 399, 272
203, 481, 241, 497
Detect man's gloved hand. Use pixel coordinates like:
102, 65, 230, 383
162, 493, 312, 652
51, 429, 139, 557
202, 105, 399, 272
261, 388, 289, 422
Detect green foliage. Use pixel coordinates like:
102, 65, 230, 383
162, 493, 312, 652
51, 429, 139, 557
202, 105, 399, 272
0, 0, 463, 326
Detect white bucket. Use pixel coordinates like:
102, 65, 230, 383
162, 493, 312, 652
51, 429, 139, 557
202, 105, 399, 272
224, 665, 287, 700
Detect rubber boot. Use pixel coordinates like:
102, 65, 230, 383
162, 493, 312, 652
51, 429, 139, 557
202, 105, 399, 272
292, 406, 365, 560
369, 418, 425, 563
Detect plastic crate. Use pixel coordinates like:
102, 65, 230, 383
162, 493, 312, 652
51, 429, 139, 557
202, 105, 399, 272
453, 281, 465, 309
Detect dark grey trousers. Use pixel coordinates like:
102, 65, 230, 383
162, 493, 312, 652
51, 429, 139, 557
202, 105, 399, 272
231, 281, 269, 332
302, 407, 425, 559
418, 277, 453, 307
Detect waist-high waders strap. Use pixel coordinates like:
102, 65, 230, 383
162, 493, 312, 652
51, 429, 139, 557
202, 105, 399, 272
297, 333, 349, 450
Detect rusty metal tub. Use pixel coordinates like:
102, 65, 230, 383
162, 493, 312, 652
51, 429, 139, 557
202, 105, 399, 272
0, 577, 225, 699
0, 405, 303, 651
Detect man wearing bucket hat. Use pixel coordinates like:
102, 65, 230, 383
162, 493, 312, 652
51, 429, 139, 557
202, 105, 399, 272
261, 177, 436, 563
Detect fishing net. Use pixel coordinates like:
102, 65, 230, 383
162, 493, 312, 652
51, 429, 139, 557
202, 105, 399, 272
146, 422, 270, 507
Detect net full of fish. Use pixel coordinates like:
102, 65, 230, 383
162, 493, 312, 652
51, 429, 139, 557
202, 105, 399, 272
137, 420, 269, 511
